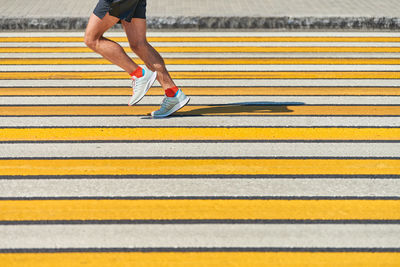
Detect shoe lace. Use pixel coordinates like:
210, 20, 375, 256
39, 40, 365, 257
131, 78, 137, 93
132, 75, 147, 93
160, 96, 174, 109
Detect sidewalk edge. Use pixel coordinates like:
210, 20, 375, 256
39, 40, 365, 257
1, 16, 400, 30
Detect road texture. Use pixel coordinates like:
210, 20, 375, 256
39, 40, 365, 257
0, 31, 400, 266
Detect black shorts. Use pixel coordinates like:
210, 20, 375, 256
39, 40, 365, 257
93, 0, 146, 22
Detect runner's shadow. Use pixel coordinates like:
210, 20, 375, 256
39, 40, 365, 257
175, 101, 305, 116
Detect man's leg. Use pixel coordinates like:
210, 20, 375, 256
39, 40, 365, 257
121, 18, 176, 90
122, 18, 190, 118
85, 12, 157, 106
84, 13, 139, 74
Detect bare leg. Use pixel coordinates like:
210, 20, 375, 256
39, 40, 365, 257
122, 18, 176, 90
84, 13, 139, 74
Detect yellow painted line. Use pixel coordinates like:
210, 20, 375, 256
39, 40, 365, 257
2, 47, 400, 53
1, 252, 400, 267
2, 36, 400, 42
0, 58, 265, 65
3, 58, 400, 65
1, 71, 400, 80
7, 58, 400, 65
1, 199, 400, 221
1, 87, 400, 96
0, 159, 399, 176
0, 105, 399, 116
1, 128, 399, 141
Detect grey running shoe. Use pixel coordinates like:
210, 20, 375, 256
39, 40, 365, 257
151, 90, 190, 118
128, 66, 157, 106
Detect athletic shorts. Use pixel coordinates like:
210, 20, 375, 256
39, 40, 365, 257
93, 0, 146, 22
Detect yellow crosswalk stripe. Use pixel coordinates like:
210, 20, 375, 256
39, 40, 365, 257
0, 105, 398, 116
3, 58, 400, 65
2, 47, 400, 53
1, 159, 399, 176
1, 128, 398, 141
1, 252, 399, 267
1, 36, 400, 42
2, 71, 400, 79
1, 199, 399, 221
1, 87, 400, 96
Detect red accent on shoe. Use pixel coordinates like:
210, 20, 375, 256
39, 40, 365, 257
130, 66, 143, 78
165, 86, 179, 97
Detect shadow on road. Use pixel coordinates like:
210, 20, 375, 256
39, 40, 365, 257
176, 101, 305, 116
142, 101, 306, 119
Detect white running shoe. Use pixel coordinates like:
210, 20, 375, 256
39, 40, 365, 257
128, 66, 157, 106
151, 90, 190, 118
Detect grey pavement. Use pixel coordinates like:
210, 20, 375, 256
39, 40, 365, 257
2, 96, 400, 105
2, 224, 400, 249
2, 143, 400, 158
1, 0, 400, 30
1, 116, 399, 127
2, 179, 400, 198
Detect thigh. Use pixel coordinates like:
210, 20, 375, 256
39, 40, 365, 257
121, 18, 147, 45
85, 12, 120, 40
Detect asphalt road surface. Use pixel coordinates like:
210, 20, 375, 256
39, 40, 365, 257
0, 31, 399, 266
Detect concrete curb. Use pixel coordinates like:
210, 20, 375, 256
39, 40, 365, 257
1, 16, 400, 30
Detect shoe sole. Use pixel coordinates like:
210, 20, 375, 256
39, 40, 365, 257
151, 97, 190, 118
128, 71, 157, 106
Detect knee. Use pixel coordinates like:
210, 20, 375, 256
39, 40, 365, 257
129, 40, 148, 52
84, 34, 99, 51
152, 63, 166, 72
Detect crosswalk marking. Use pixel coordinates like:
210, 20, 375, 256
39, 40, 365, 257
2, 58, 400, 65
1, 159, 399, 176
1, 86, 400, 96
0, 127, 398, 141
3, 96, 400, 105
1, 31, 399, 265
2, 36, 400, 42
2, 71, 400, 79
6, 65, 400, 72
3, 52, 400, 58
1, 252, 399, 267
5, 79, 400, 87
3, 46, 400, 53
5, 42, 400, 47
1, 199, 400, 221
1, 105, 399, 116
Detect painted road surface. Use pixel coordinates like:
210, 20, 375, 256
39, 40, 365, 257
0, 31, 400, 266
